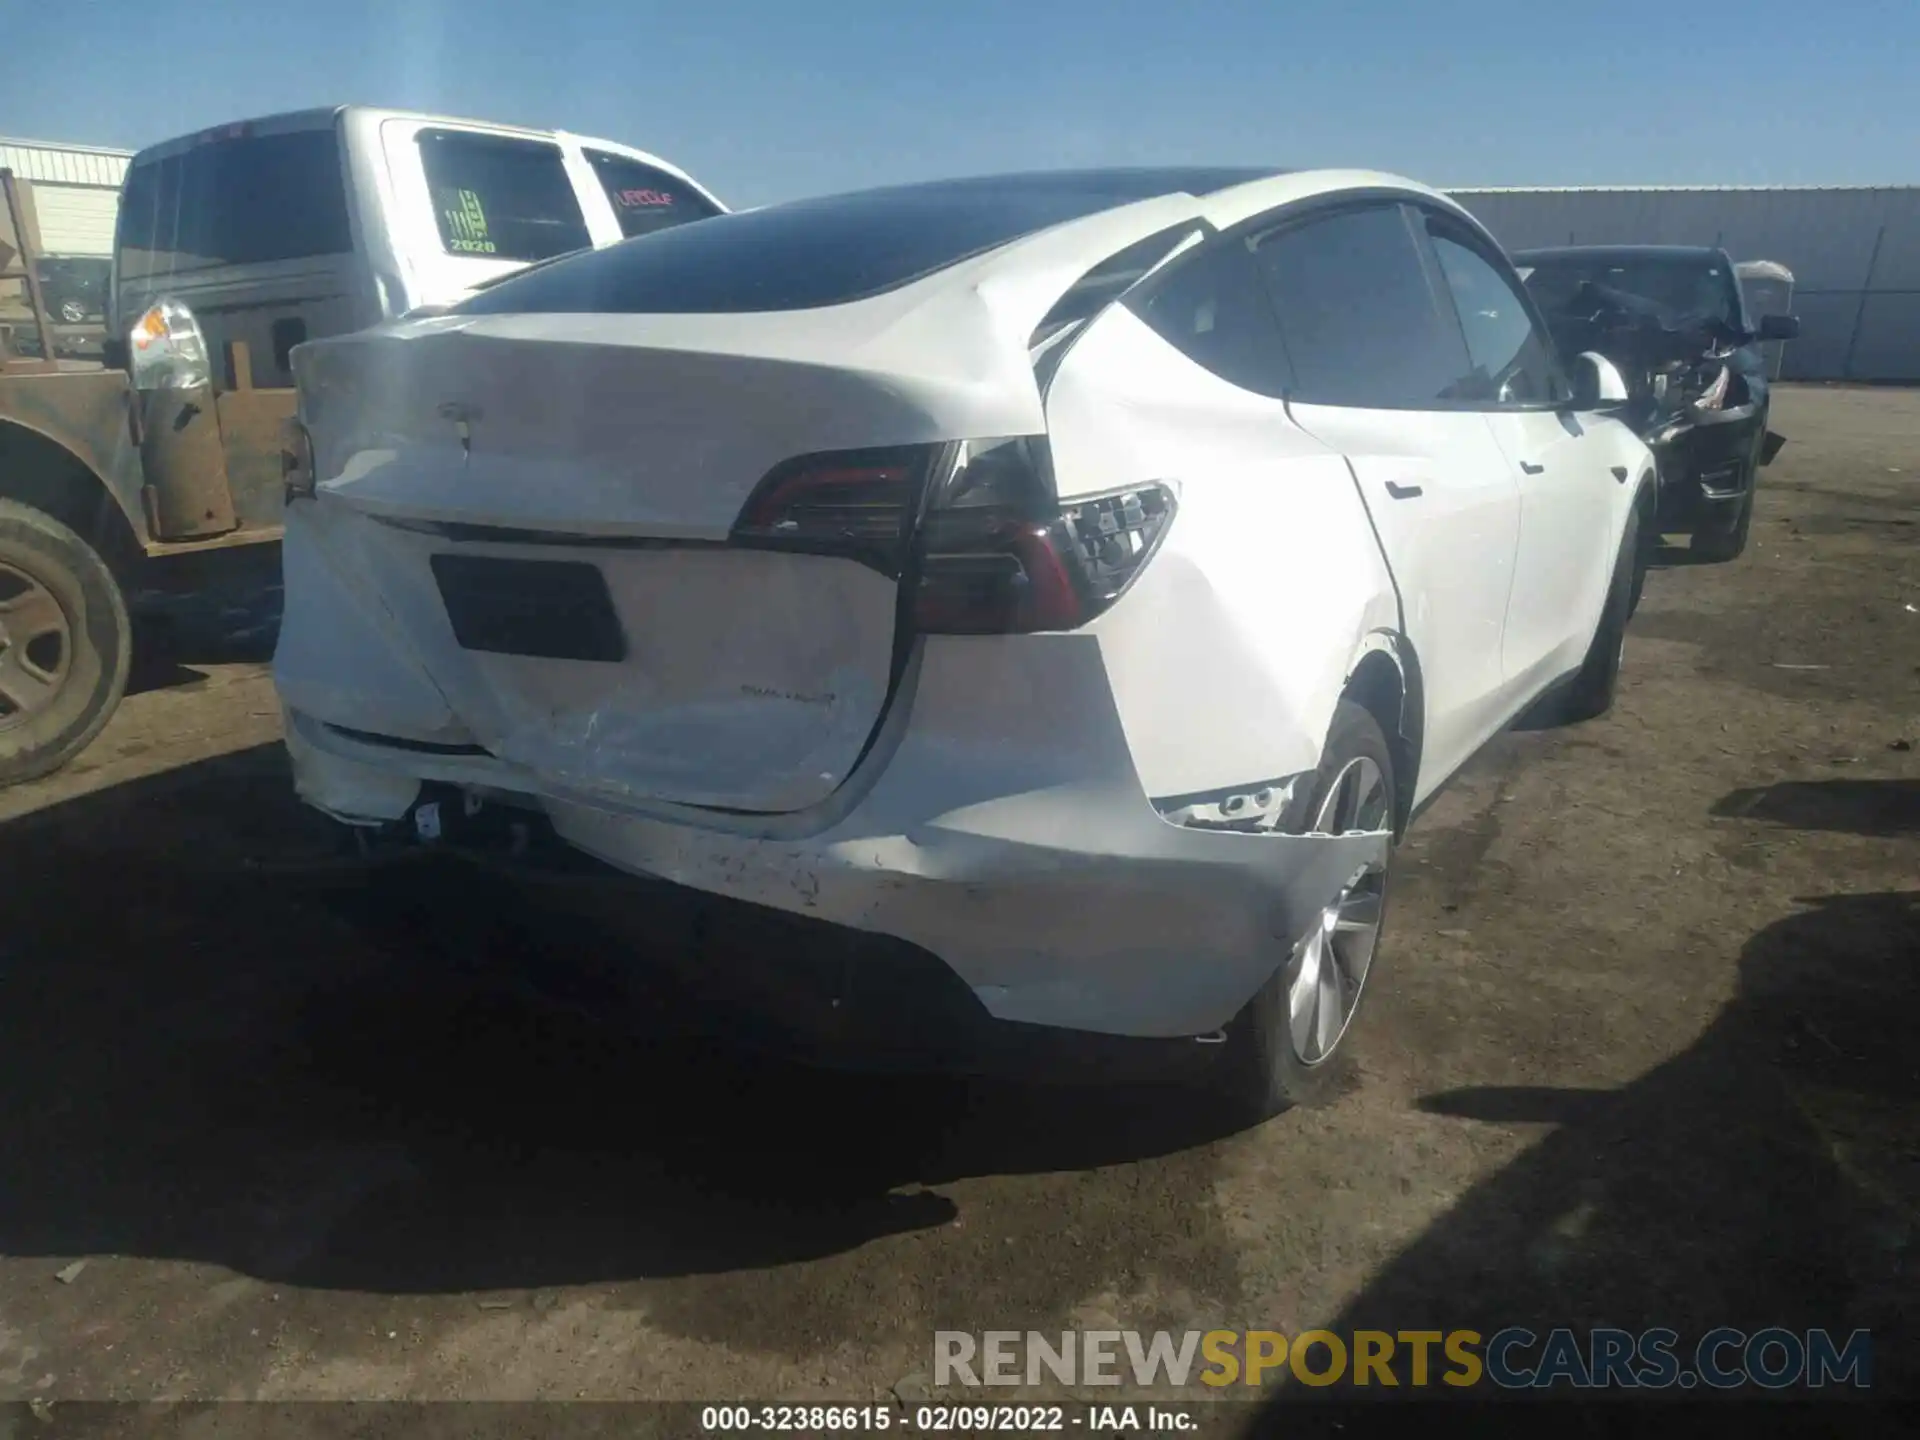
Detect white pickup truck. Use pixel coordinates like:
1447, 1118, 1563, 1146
110, 105, 728, 388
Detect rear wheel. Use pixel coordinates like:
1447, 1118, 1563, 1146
0, 499, 133, 787
1552, 505, 1639, 725
1216, 700, 1396, 1123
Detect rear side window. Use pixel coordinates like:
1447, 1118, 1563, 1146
1251, 204, 1469, 408
115, 130, 352, 281
417, 130, 590, 262
584, 151, 720, 239
1127, 240, 1294, 399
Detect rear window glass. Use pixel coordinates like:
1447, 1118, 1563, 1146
115, 130, 352, 281
1252, 204, 1470, 408
417, 129, 591, 263
585, 151, 720, 239
455, 170, 1280, 316
1128, 240, 1295, 398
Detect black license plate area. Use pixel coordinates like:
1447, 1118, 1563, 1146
430, 554, 627, 662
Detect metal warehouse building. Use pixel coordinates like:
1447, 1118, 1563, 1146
0, 136, 133, 258
1448, 185, 1920, 382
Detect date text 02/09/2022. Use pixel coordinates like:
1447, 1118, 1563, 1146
699, 1404, 1196, 1432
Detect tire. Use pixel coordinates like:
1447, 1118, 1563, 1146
1553, 504, 1639, 725
1691, 428, 1763, 563
0, 499, 133, 787
1215, 699, 1398, 1123
1628, 488, 1656, 617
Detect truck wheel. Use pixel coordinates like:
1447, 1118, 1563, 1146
0, 500, 132, 787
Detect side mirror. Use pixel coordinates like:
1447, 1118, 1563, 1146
1757, 313, 1800, 342
1571, 351, 1630, 408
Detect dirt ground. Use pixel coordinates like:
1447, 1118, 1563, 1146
0, 385, 1914, 1427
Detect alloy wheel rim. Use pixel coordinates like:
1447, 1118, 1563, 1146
1285, 755, 1391, 1066
0, 560, 74, 732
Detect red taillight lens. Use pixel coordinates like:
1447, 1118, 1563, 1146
910, 438, 1176, 635
729, 446, 935, 576
728, 439, 1175, 634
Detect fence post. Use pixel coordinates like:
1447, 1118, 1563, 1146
1842, 223, 1887, 382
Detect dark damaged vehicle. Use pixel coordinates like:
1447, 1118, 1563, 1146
1514, 245, 1798, 561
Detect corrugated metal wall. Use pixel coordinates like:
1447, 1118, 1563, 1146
0, 139, 131, 189
1447, 187, 1920, 382
0, 138, 132, 259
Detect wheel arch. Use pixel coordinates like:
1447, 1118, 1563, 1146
1342, 630, 1424, 839
0, 418, 145, 579
1632, 466, 1657, 526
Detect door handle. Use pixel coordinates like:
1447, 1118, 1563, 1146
1384, 481, 1423, 499
1519, 461, 1545, 475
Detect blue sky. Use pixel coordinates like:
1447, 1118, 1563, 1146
4, 0, 1915, 206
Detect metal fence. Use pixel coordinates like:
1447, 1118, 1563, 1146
1447, 186, 1920, 382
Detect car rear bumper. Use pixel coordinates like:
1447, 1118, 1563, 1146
282, 631, 1388, 1042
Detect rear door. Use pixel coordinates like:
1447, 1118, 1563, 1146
1418, 211, 1619, 687
377, 120, 604, 310
1251, 201, 1525, 789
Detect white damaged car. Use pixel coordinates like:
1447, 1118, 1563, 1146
275, 167, 1654, 1118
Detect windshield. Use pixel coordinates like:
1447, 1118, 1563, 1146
1519, 254, 1743, 329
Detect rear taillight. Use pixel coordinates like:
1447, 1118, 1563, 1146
910, 437, 1175, 634
729, 439, 1175, 634
729, 446, 933, 576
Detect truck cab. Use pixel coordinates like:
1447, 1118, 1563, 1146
1, 107, 723, 787
110, 106, 726, 389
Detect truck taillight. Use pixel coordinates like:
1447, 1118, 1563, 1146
729, 439, 1175, 634
127, 299, 210, 392
910, 438, 1175, 635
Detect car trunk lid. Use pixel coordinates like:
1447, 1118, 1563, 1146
296, 321, 985, 813
290, 191, 1208, 814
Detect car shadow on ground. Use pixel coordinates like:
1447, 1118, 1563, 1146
1253, 783, 1919, 1428
1649, 540, 1724, 570
0, 745, 1241, 1296
1712, 778, 1920, 838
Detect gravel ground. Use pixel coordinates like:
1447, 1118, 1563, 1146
0, 385, 1913, 1431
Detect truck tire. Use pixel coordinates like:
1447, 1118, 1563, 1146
0, 499, 133, 787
